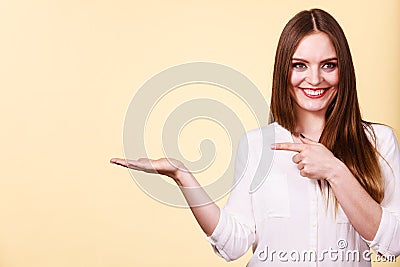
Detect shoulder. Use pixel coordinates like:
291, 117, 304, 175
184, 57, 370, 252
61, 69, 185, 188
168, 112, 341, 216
240, 122, 291, 145
236, 123, 291, 166
369, 123, 398, 153
370, 123, 395, 138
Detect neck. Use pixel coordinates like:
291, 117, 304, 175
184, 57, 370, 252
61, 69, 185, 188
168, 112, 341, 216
294, 108, 326, 141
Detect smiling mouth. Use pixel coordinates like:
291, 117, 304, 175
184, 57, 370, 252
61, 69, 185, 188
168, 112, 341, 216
300, 88, 330, 98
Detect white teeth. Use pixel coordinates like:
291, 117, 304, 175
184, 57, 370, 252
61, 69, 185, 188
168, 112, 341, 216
303, 89, 325, 96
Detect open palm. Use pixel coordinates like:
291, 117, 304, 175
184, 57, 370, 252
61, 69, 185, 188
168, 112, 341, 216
110, 157, 186, 179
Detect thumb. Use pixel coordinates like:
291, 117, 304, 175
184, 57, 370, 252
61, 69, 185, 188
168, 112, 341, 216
299, 133, 319, 144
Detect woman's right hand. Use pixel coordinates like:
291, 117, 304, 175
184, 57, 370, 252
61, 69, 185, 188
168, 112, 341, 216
110, 156, 220, 235
110, 157, 187, 183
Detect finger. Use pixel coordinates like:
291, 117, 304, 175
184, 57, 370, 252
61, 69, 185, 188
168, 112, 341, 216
138, 158, 151, 163
110, 158, 153, 171
297, 162, 304, 170
110, 158, 129, 167
126, 159, 157, 173
292, 153, 302, 164
299, 134, 319, 144
271, 143, 305, 152
126, 158, 153, 169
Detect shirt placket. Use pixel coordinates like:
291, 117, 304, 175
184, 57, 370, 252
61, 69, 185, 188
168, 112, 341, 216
308, 179, 318, 267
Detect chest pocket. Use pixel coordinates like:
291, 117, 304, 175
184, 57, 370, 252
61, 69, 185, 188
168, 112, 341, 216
253, 171, 291, 219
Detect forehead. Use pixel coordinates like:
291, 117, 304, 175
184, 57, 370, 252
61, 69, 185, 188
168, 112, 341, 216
293, 32, 337, 60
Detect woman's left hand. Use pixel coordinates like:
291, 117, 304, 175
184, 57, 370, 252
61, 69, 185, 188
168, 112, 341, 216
271, 136, 342, 180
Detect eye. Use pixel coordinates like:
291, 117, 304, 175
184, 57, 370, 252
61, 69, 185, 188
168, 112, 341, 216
322, 62, 337, 70
292, 62, 307, 70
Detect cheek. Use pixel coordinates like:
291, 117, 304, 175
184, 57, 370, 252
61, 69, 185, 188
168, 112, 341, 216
290, 71, 304, 87
325, 71, 339, 87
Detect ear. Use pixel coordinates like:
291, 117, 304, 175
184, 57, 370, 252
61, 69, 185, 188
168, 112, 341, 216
299, 133, 318, 144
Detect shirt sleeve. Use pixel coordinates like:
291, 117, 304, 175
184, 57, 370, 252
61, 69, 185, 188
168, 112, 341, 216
205, 133, 256, 261
368, 126, 400, 257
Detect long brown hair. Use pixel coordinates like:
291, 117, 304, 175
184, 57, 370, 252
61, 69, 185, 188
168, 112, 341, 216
270, 9, 384, 204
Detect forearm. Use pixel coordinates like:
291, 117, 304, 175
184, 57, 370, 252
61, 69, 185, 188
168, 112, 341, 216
175, 170, 221, 236
328, 160, 382, 241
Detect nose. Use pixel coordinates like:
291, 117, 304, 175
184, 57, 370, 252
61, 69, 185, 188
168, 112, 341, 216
306, 67, 323, 86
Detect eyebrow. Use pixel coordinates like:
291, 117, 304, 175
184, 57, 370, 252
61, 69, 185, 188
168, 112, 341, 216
292, 57, 338, 63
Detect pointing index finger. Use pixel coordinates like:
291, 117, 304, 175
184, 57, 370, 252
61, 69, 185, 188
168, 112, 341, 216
271, 142, 305, 152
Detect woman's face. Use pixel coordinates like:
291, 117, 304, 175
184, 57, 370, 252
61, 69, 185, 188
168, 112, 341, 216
290, 32, 339, 116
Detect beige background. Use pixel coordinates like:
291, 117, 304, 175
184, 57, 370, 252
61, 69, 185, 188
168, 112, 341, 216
1, 0, 399, 266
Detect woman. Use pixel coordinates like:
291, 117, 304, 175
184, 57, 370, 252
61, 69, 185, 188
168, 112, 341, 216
110, 9, 400, 266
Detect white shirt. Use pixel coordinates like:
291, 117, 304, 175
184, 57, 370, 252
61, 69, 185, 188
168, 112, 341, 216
206, 122, 400, 266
